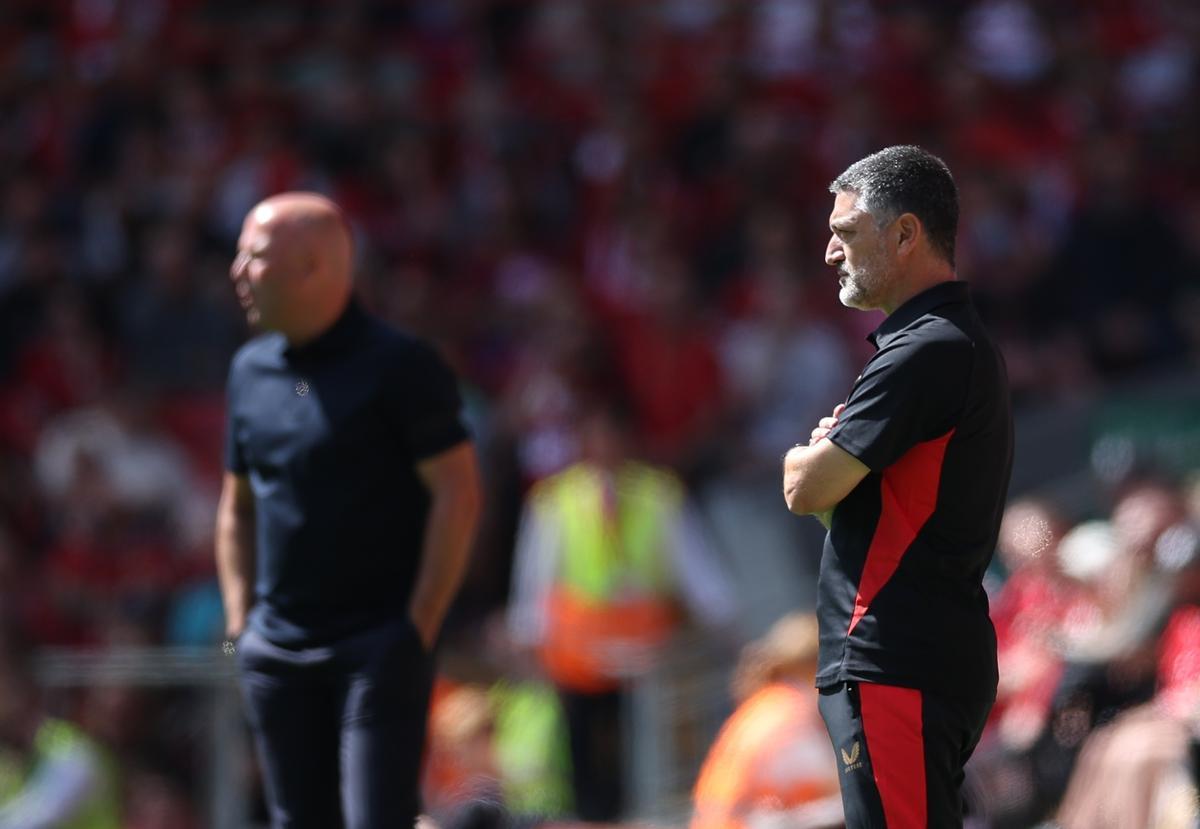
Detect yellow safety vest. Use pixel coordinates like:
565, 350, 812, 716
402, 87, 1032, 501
0, 718, 121, 829
535, 461, 683, 692
490, 681, 573, 816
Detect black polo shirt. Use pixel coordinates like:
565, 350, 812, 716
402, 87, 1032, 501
224, 299, 468, 648
817, 280, 1013, 699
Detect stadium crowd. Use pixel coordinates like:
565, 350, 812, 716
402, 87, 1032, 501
0, 0, 1198, 824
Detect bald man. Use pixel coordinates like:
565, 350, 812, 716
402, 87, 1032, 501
217, 193, 481, 828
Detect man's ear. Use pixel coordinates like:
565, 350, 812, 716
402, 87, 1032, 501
895, 212, 921, 257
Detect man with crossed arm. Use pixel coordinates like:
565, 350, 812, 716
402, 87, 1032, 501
783, 147, 1013, 828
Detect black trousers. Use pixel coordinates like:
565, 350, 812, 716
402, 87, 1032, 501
559, 688, 624, 821
818, 681, 993, 829
237, 618, 434, 829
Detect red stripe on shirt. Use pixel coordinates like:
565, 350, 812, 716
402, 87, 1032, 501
847, 429, 954, 636
860, 683, 927, 828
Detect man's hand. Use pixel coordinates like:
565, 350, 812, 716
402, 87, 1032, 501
809, 403, 846, 445
792, 402, 846, 526
783, 403, 869, 518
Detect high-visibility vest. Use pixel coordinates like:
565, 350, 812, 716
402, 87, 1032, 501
692, 683, 840, 829
0, 718, 122, 829
491, 681, 573, 816
535, 461, 683, 693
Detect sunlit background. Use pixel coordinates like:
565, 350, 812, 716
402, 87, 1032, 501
0, 1, 1198, 826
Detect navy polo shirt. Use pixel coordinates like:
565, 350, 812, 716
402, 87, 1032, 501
817, 280, 1014, 699
224, 299, 468, 648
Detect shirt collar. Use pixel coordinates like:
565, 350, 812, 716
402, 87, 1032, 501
284, 297, 367, 361
868, 280, 970, 348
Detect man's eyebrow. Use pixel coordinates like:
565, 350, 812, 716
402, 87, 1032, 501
830, 219, 856, 231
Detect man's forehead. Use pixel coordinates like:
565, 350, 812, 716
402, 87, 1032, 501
252, 203, 277, 227
239, 207, 276, 246
829, 191, 865, 226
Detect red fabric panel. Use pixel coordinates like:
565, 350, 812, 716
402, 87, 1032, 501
1157, 604, 1200, 718
860, 683, 927, 829
848, 430, 955, 635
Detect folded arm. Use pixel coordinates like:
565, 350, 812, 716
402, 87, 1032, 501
782, 438, 870, 523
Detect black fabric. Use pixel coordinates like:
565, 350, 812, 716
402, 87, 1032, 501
1190, 733, 1200, 796
224, 299, 468, 647
817, 281, 1013, 699
236, 618, 435, 829
818, 683, 887, 828
560, 688, 624, 821
818, 681, 993, 829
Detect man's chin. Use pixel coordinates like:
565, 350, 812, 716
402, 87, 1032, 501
838, 286, 869, 310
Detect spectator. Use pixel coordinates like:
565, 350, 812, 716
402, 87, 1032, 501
989, 498, 1073, 750
425, 683, 503, 818
0, 631, 122, 828
976, 481, 1196, 825
507, 404, 736, 820
1055, 522, 1200, 829
692, 613, 843, 829
424, 679, 572, 822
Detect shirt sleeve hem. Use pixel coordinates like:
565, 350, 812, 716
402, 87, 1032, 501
410, 428, 470, 462
827, 431, 876, 472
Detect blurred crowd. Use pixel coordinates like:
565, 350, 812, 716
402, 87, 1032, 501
972, 478, 1200, 828
0, 0, 1198, 825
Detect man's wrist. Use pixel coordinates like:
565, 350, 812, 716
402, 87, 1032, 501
781, 443, 804, 470
224, 618, 246, 650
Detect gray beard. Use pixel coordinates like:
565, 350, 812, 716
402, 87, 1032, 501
838, 268, 882, 309
840, 257, 888, 309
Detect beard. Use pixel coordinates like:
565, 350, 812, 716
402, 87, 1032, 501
837, 256, 888, 310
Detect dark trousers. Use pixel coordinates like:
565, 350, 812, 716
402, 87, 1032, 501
237, 618, 434, 829
818, 681, 993, 829
560, 688, 624, 821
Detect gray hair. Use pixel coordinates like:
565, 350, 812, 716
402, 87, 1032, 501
830, 145, 959, 266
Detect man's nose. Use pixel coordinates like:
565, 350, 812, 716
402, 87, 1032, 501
230, 252, 247, 281
826, 237, 844, 267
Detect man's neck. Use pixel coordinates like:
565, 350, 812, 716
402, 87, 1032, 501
880, 269, 956, 316
283, 293, 352, 346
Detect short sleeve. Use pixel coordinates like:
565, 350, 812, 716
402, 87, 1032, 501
827, 335, 971, 472
223, 359, 248, 475
390, 340, 469, 460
